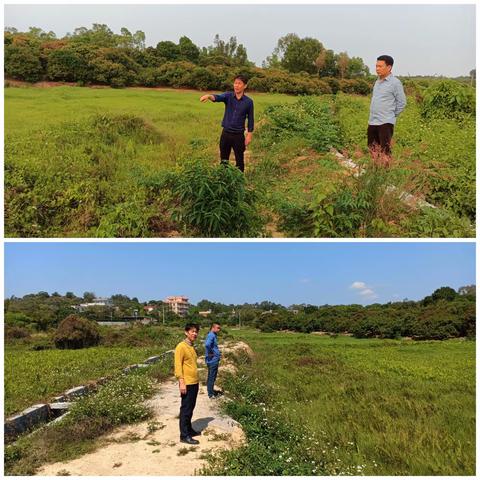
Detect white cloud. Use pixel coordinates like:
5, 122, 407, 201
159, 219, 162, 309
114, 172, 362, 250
350, 281, 378, 300
359, 288, 375, 296
299, 278, 311, 284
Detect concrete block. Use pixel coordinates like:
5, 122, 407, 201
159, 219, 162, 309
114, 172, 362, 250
49, 402, 72, 412
123, 364, 139, 374
64, 386, 88, 398
144, 355, 160, 364
5, 404, 50, 437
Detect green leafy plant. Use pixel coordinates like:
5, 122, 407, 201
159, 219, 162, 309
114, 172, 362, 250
167, 160, 264, 237
420, 80, 475, 120
261, 96, 341, 152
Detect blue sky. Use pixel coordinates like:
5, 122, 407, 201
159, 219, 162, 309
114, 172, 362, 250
4, 242, 475, 306
4, 3, 476, 76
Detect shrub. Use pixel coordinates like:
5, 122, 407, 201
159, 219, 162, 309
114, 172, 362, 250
5, 326, 31, 340
261, 97, 341, 153
420, 80, 475, 119
167, 159, 263, 237
5, 44, 44, 82
54, 314, 100, 349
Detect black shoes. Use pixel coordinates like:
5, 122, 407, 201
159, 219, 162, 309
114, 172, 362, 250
190, 429, 201, 437
180, 436, 199, 445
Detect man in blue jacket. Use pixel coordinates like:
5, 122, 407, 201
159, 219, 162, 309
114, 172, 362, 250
204, 322, 222, 398
200, 75, 254, 172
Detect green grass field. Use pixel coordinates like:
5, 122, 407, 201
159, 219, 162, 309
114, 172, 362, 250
4, 343, 171, 416
214, 329, 475, 475
5, 85, 475, 237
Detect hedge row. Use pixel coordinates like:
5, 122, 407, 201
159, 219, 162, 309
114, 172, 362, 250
5, 42, 374, 95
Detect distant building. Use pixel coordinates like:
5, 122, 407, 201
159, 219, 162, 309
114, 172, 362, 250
199, 310, 212, 317
76, 297, 113, 312
164, 295, 190, 317
144, 305, 156, 313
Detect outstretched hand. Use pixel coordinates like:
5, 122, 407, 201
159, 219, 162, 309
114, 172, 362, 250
200, 95, 210, 103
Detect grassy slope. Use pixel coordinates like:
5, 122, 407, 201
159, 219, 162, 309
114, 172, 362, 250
229, 329, 475, 475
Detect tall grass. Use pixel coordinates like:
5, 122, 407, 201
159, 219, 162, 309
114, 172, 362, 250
210, 330, 475, 475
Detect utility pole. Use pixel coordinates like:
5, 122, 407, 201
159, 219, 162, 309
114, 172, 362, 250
162, 305, 165, 325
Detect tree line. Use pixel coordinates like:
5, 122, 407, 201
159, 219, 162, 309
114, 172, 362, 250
5, 286, 475, 340
4, 24, 374, 95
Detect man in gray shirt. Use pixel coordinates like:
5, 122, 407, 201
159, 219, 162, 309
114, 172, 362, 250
368, 55, 406, 166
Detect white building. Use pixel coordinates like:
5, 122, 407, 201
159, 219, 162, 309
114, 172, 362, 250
77, 297, 113, 311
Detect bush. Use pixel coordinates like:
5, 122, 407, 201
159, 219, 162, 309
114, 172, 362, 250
54, 314, 100, 349
5, 326, 31, 340
261, 97, 341, 153
420, 80, 475, 119
5, 44, 44, 82
167, 159, 263, 237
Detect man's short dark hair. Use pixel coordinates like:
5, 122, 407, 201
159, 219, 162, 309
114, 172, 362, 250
377, 55, 394, 67
185, 323, 200, 332
234, 74, 248, 84
210, 322, 221, 329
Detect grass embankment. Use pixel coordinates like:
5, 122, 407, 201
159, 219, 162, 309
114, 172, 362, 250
204, 330, 475, 475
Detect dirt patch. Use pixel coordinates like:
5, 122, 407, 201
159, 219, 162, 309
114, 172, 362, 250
283, 154, 319, 176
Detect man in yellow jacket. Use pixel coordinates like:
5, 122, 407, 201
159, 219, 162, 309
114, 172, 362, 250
174, 323, 201, 445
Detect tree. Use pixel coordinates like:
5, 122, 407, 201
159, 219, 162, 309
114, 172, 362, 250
83, 291, 96, 302
274, 34, 323, 74
348, 56, 369, 78
156, 40, 180, 61
178, 36, 200, 63
431, 286, 458, 302
336, 52, 350, 79
314, 50, 327, 74
200, 34, 251, 66
317, 49, 338, 77
69, 24, 117, 48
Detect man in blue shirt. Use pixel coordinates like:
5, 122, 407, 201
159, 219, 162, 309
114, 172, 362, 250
204, 322, 222, 399
368, 55, 406, 166
200, 75, 254, 172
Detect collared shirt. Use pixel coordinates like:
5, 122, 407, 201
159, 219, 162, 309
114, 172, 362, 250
174, 340, 199, 385
204, 331, 221, 365
369, 74, 407, 125
214, 91, 254, 133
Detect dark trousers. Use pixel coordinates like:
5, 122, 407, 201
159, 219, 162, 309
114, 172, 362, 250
367, 123, 394, 156
179, 383, 199, 439
220, 129, 246, 172
206, 362, 219, 397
